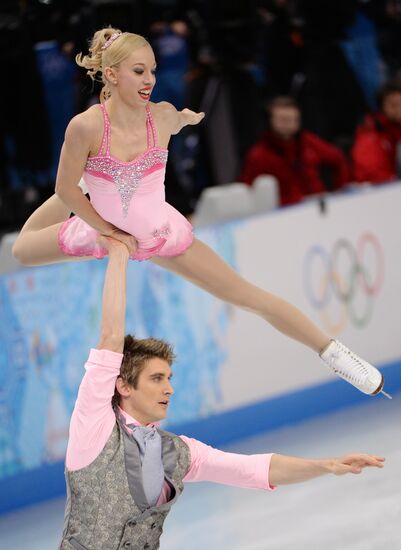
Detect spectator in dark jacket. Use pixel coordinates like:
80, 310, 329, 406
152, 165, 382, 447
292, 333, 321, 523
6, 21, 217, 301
240, 97, 349, 206
352, 82, 401, 183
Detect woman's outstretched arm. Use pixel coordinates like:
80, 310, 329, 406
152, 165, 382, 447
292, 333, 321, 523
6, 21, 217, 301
157, 102, 205, 135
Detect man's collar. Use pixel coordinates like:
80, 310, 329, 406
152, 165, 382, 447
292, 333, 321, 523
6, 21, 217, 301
118, 406, 160, 428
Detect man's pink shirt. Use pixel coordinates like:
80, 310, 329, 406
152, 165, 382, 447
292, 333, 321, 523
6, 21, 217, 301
66, 349, 275, 504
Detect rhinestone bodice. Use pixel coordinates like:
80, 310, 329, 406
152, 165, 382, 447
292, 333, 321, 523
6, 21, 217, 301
85, 147, 168, 216
85, 103, 168, 217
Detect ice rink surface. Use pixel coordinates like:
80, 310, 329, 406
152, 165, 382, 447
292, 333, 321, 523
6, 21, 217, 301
1, 392, 400, 550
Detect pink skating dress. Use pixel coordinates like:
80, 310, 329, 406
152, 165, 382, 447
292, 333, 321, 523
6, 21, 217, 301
58, 103, 194, 261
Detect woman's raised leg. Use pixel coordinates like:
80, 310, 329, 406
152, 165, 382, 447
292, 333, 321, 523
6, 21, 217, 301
12, 194, 89, 266
152, 238, 329, 353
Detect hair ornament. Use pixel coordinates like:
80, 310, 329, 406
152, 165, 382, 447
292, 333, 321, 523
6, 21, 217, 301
101, 32, 122, 50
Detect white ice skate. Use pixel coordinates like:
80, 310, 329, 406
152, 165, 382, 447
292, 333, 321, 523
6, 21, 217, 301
320, 340, 391, 398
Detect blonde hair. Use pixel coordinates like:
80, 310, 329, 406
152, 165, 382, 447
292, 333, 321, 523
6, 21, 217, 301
112, 335, 175, 407
76, 27, 150, 102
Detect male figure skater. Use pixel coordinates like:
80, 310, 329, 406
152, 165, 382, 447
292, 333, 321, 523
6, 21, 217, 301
60, 236, 384, 549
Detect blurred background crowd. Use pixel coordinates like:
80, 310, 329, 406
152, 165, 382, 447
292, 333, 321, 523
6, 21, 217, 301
1, 0, 401, 234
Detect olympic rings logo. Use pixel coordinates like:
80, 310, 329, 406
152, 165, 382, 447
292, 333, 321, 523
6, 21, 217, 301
303, 233, 384, 334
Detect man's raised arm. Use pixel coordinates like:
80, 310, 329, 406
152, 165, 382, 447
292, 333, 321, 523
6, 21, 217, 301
66, 238, 129, 471
97, 237, 130, 353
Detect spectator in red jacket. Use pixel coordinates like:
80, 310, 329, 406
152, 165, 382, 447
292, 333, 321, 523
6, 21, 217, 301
352, 82, 401, 183
240, 97, 349, 206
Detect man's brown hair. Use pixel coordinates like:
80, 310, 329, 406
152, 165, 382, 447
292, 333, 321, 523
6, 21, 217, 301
112, 335, 175, 407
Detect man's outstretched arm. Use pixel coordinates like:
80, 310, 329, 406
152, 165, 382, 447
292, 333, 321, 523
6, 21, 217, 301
268, 453, 385, 485
181, 436, 384, 490
66, 238, 129, 471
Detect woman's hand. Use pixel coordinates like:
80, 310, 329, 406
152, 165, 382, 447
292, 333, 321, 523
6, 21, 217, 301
159, 102, 205, 135
100, 226, 138, 255
328, 454, 385, 475
180, 108, 205, 126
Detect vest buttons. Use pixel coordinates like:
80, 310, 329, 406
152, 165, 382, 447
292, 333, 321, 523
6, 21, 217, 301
144, 544, 150, 549
151, 522, 156, 529
124, 543, 131, 548
128, 520, 137, 526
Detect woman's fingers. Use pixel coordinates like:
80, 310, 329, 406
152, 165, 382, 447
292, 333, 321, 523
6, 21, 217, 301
182, 108, 205, 125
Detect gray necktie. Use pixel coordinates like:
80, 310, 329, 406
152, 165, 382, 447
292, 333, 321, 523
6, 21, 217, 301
128, 424, 164, 507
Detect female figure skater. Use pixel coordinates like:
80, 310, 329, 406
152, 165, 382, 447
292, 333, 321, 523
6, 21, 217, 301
12, 28, 385, 397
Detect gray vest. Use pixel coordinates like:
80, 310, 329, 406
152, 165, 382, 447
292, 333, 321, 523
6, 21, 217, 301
59, 419, 191, 550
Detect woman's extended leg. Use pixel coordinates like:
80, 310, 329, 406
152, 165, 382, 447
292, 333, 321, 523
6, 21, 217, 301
152, 238, 329, 352
152, 238, 386, 396
12, 194, 89, 266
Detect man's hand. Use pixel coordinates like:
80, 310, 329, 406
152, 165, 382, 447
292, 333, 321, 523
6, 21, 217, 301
97, 234, 130, 254
328, 454, 385, 475
99, 228, 137, 256
269, 452, 385, 485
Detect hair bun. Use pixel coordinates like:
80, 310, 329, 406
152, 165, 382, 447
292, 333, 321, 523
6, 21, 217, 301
75, 27, 122, 81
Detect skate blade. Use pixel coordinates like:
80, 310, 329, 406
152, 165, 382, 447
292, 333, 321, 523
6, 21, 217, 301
380, 390, 392, 400
371, 376, 391, 399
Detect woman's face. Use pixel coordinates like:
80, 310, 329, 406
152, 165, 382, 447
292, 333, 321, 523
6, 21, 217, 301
114, 45, 157, 107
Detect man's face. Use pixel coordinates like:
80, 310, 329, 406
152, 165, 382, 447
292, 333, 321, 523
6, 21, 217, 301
382, 92, 401, 124
271, 106, 301, 139
121, 358, 174, 425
